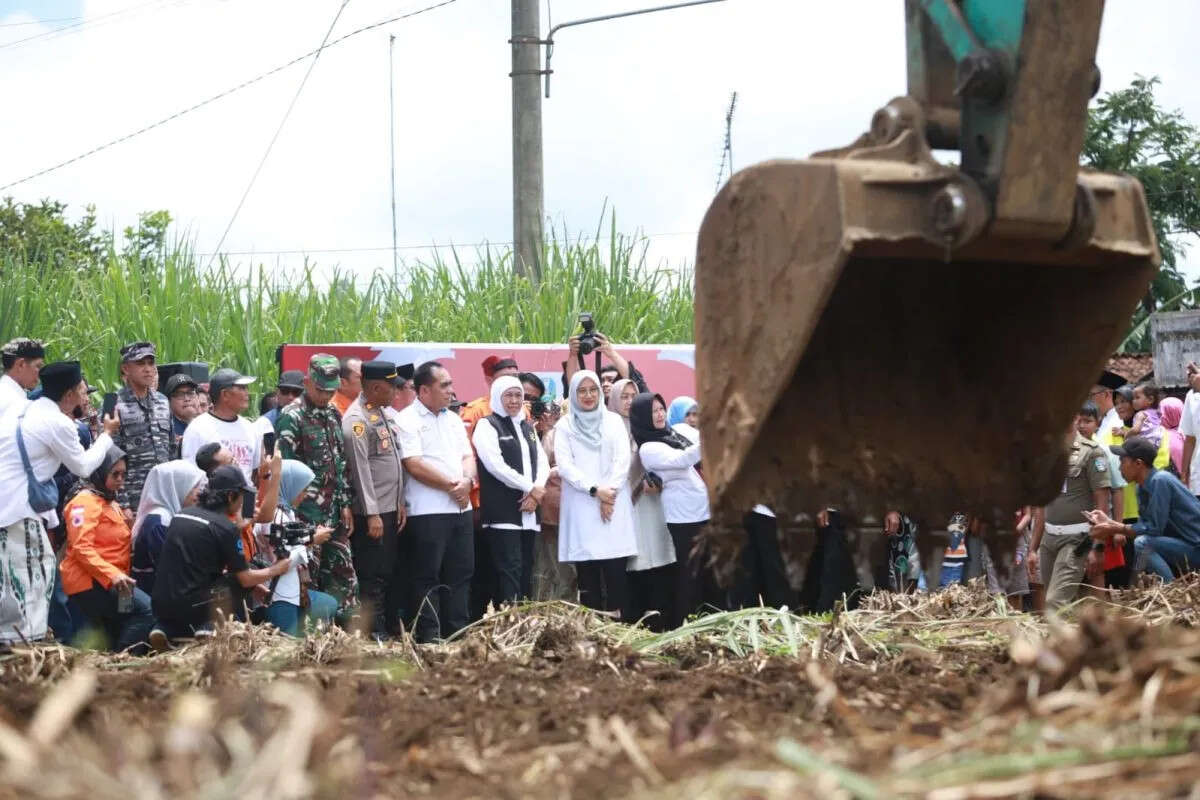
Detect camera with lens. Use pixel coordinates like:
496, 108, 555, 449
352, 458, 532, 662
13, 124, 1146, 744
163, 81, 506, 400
268, 520, 314, 557
531, 396, 547, 417
577, 312, 599, 356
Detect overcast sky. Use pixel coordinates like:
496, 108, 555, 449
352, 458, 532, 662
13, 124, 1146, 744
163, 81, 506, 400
1, 0, 1197, 280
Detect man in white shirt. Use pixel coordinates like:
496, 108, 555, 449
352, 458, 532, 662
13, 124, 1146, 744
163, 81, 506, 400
1178, 363, 1200, 495
0, 338, 45, 418
396, 361, 477, 643
0, 361, 119, 643
1090, 371, 1126, 447
181, 367, 262, 486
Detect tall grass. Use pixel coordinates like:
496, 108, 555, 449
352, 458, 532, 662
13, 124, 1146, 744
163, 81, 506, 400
0, 221, 694, 393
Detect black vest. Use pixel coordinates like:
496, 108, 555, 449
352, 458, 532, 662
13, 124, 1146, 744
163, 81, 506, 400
477, 413, 539, 527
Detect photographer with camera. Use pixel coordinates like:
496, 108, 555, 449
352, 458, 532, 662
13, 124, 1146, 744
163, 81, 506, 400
251, 460, 336, 636
150, 465, 301, 645
565, 314, 648, 402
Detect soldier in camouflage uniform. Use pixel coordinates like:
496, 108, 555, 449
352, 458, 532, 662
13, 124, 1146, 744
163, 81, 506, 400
276, 353, 358, 619
112, 342, 174, 513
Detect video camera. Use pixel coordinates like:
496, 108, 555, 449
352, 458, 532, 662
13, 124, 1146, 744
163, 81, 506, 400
268, 521, 315, 558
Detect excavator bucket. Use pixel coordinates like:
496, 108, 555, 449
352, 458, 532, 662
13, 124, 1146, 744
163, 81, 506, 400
695, 141, 1157, 529
695, 0, 1160, 550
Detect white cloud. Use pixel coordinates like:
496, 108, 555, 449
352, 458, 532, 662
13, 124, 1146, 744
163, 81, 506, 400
0, 0, 1195, 279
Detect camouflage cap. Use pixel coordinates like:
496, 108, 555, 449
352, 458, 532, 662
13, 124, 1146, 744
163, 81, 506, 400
309, 353, 340, 390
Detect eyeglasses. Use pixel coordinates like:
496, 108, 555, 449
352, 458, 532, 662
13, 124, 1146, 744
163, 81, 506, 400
173, 390, 198, 399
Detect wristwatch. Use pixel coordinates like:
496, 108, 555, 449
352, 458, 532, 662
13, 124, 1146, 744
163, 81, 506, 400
589, 486, 598, 497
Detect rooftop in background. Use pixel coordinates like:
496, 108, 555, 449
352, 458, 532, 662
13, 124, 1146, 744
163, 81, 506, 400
1106, 353, 1154, 385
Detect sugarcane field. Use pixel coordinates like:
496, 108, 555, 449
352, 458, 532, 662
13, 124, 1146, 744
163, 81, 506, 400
4, 1, 1200, 798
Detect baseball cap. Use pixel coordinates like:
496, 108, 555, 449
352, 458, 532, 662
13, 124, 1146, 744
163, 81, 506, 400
277, 370, 305, 391
209, 367, 256, 397
207, 464, 256, 496
120, 341, 156, 363
309, 354, 340, 391
164, 373, 198, 396
1110, 436, 1157, 466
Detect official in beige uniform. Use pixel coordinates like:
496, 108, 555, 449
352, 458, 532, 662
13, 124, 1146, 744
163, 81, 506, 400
1029, 421, 1112, 613
343, 360, 408, 637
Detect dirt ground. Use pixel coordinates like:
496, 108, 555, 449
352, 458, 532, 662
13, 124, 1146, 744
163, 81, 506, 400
1, 578, 1198, 799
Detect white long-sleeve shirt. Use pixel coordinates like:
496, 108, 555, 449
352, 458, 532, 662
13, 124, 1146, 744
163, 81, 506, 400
472, 417, 549, 531
638, 441, 709, 525
0, 397, 114, 528
0, 374, 27, 419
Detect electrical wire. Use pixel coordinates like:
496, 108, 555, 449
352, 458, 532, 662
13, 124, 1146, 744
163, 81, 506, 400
0, 0, 460, 193
205, 0, 352, 266
0, 0, 171, 52
0, 16, 82, 28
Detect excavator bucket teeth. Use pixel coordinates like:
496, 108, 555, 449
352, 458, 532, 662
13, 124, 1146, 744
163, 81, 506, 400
695, 150, 1159, 532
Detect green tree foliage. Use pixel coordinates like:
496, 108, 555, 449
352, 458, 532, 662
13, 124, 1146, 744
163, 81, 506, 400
1082, 76, 1200, 349
0, 197, 107, 272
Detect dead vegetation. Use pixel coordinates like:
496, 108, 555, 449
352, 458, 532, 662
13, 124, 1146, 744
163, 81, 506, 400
0, 579, 1196, 799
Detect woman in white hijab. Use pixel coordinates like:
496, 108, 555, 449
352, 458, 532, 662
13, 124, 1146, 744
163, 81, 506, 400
473, 374, 550, 604
130, 461, 206, 595
554, 370, 637, 617
608, 378, 676, 631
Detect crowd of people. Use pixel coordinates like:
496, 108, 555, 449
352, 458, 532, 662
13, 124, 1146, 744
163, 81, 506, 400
0, 332, 1198, 653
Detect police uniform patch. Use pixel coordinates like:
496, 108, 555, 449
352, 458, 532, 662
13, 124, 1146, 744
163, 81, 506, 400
380, 439, 390, 450
352, 422, 366, 438
369, 414, 379, 423
1094, 456, 1107, 473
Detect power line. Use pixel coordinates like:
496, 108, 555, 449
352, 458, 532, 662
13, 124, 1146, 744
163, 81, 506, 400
0, 0, 171, 52
0, 16, 83, 28
196, 230, 701, 258
713, 90, 736, 193
0, 0, 461, 193
206, 0, 352, 266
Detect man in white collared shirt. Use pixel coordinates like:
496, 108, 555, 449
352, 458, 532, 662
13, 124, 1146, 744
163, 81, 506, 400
0, 361, 119, 643
396, 361, 477, 643
0, 338, 45, 418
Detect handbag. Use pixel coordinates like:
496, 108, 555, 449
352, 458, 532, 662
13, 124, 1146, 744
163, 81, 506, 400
15, 407, 59, 513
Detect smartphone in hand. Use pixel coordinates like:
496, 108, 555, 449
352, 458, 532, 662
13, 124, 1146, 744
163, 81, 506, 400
101, 392, 118, 419
263, 431, 276, 457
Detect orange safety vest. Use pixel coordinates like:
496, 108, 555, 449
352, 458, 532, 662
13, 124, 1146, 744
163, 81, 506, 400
61, 490, 131, 595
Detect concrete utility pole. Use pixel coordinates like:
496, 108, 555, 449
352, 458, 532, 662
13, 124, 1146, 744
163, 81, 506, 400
511, 0, 544, 282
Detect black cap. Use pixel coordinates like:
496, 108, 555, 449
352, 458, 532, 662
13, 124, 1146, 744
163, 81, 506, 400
362, 360, 398, 382
39, 361, 83, 396
164, 373, 198, 396
209, 367, 256, 397
207, 464, 256, 496
120, 341, 156, 363
394, 363, 415, 384
1110, 436, 1158, 466
1097, 370, 1127, 391
277, 370, 305, 391
2, 338, 45, 361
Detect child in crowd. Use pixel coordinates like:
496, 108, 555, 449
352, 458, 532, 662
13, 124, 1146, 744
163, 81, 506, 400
1115, 382, 1162, 447
939, 513, 970, 588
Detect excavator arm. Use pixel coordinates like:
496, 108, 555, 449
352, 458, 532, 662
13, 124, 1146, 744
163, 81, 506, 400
695, 0, 1158, 544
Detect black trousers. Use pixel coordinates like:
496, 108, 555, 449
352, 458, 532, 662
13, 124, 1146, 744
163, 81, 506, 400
489, 528, 537, 604
668, 521, 709, 628
737, 511, 796, 609
627, 564, 677, 632
576, 558, 629, 619
470, 524, 496, 621
351, 511, 400, 634
799, 513, 861, 613
69, 581, 156, 654
408, 511, 474, 643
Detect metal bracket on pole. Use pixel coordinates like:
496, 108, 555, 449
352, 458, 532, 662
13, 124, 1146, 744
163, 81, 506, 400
540, 0, 726, 97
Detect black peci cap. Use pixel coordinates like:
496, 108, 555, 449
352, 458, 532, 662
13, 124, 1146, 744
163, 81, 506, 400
1097, 370, 1127, 391
39, 361, 83, 397
394, 363, 415, 384
362, 360, 398, 382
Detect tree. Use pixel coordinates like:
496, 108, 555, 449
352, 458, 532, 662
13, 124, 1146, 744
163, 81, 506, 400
1082, 76, 1200, 350
0, 197, 108, 272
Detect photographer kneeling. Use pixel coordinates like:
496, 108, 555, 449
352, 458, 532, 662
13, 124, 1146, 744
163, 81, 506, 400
251, 460, 337, 636
151, 465, 301, 646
